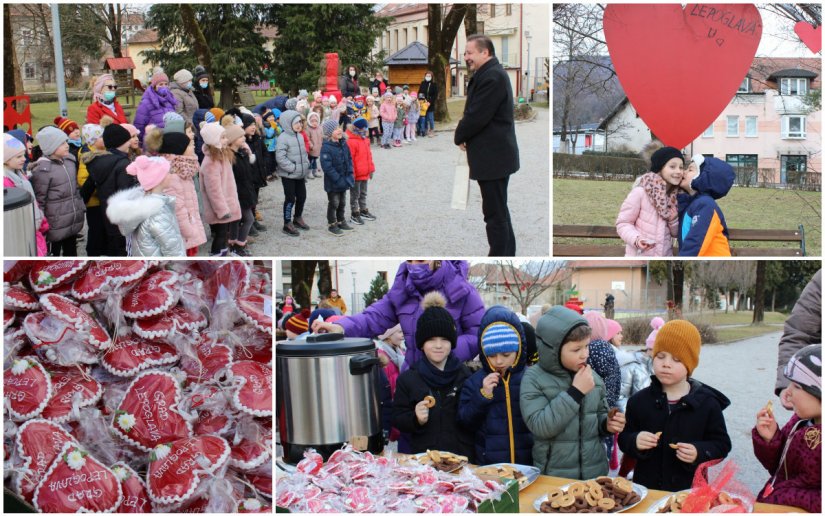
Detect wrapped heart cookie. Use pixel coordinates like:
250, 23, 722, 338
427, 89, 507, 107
4, 357, 52, 420
121, 270, 181, 319
146, 435, 231, 505
228, 361, 272, 417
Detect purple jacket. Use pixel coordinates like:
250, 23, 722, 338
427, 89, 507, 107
338, 261, 484, 369
752, 415, 821, 513
133, 86, 178, 139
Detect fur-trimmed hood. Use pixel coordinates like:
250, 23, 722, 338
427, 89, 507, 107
81, 149, 111, 165
106, 186, 176, 234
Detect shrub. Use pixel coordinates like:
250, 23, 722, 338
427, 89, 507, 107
553, 153, 648, 179
618, 316, 718, 347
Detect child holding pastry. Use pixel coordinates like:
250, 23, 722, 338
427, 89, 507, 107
752, 344, 820, 513
520, 306, 626, 479
618, 320, 732, 491
392, 292, 475, 460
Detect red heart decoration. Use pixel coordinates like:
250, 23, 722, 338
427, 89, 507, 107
246, 472, 272, 498
111, 461, 153, 513
603, 4, 762, 149
4, 357, 52, 420
4, 284, 40, 311
40, 371, 103, 423
113, 371, 192, 452
33, 441, 123, 512
14, 418, 77, 502
228, 361, 272, 417
22, 311, 75, 356
122, 270, 181, 319
132, 305, 208, 340
203, 262, 250, 306
5, 260, 36, 283
40, 293, 111, 350
70, 260, 150, 301
194, 411, 231, 436
28, 260, 89, 293
794, 21, 822, 54
182, 338, 233, 383
237, 294, 273, 335
4, 310, 15, 330
101, 335, 180, 377
146, 435, 230, 505
229, 436, 272, 470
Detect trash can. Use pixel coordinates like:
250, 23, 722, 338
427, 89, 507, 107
4, 187, 37, 256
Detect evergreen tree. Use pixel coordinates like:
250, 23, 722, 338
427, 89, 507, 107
363, 273, 389, 308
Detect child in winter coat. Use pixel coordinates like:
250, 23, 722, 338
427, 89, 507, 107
276, 110, 311, 237
345, 118, 376, 225
54, 116, 82, 161
320, 119, 355, 236
616, 143, 684, 257
76, 124, 106, 256
365, 96, 380, 144
227, 124, 257, 256
618, 320, 732, 491
106, 155, 184, 257
241, 113, 268, 234
405, 93, 420, 143
458, 306, 534, 465
4, 133, 49, 256
392, 95, 406, 147
379, 92, 397, 149
417, 93, 430, 137
261, 109, 280, 180
306, 112, 324, 179
30, 127, 86, 256
520, 306, 626, 478
154, 131, 207, 256
752, 344, 820, 513
392, 292, 475, 460
677, 155, 735, 257
199, 122, 241, 255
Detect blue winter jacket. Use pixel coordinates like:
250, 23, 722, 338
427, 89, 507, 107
677, 157, 735, 256
320, 138, 354, 193
192, 109, 210, 164
458, 306, 534, 465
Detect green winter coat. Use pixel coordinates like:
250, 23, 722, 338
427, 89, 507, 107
520, 306, 611, 479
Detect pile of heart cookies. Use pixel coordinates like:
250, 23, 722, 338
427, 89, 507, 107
654, 490, 746, 513
3, 260, 273, 513
540, 477, 641, 513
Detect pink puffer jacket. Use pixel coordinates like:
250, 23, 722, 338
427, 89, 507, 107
163, 155, 207, 249
616, 185, 677, 256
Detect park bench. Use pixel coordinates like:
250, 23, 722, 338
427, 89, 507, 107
553, 224, 806, 257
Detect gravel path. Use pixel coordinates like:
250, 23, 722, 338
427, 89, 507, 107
249, 108, 550, 256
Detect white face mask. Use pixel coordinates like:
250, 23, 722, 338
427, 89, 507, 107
349, 70, 356, 77
425, 75, 432, 82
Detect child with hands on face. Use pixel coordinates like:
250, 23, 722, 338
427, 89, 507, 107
618, 320, 732, 491
391, 292, 475, 459
752, 344, 820, 513
458, 306, 534, 465
520, 307, 626, 479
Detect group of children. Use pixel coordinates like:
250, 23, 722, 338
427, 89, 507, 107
617, 142, 736, 257
315, 295, 819, 511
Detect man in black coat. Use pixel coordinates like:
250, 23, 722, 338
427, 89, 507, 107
454, 34, 520, 256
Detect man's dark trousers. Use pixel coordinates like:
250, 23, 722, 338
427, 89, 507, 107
478, 176, 516, 256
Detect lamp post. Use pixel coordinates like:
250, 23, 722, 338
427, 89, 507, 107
525, 29, 532, 101
351, 271, 357, 314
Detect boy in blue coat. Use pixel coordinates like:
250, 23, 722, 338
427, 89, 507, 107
319, 119, 355, 236
677, 155, 735, 256
458, 306, 534, 465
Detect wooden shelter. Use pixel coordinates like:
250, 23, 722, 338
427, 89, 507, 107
103, 57, 137, 108
384, 41, 458, 97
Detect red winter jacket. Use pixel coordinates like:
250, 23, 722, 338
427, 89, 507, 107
86, 100, 129, 124
300, 131, 310, 154
345, 130, 375, 181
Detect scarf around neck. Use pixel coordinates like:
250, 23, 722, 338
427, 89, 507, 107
639, 172, 677, 221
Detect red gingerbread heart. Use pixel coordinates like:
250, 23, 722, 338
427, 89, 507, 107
4, 284, 40, 311
111, 461, 153, 513
132, 305, 208, 340
229, 437, 271, 470
194, 411, 231, 436
228, 361, 272, 417
14, 418, 77, 502
4, 310, 15, 330
113, 371, 192, 452
101, 335, 180, 377
71, 260, 151, 301
146, 435, 230, 505
40, 293, 111, 350
237, 294, 273, 335
22, 311, 75, 355
33, 441, 123, 513
246, 472, 273, 498
40, 371, 103, 423
4, 357, 52, 420
203, 262, 250, 306
28, 260, 89, 293
182, 338, 233, 383
5, 260, 36, 283
122, 270, 181, 319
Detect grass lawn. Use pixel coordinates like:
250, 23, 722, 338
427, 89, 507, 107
701, 310, 786, 326
553, 179, 821, 255
715, 324, 783, 343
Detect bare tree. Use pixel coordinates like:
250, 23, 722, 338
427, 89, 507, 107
290, 261, 332, 310
4, 4, 24, 98
496, 261, 570, 314
427, 4, 468, 122
179, 4, 212, 71
77, 4, 137, 59
753, 261, 767, 324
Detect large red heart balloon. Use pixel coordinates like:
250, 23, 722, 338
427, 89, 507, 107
794, 21, 822, 54
603, 4, 762, 149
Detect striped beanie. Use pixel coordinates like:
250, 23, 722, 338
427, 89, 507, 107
284, 308, 310, 335
784, 344, 821, 399
54, 116, 79, 136
481, 322, 521, 356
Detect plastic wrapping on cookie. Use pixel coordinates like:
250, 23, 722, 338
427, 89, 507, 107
4, 357, 53, 420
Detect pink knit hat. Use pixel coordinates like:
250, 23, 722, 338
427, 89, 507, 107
200, 122, 226, 148
584, 311, 609, 341
93, 74, 115, 101
646, 317, 665, 350
151, 71, 169, 88
121, 124, 140, 137
605, 319, 622, 342
126, 155, 170, 191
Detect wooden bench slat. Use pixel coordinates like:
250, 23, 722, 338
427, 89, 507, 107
552, 245, 802, 257
553, 225, 802, 242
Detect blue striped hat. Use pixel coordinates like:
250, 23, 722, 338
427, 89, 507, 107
481, 322, 521, 356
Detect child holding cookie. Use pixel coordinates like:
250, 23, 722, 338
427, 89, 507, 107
391, 292, 475, 459
618, 320, 732, 491
752, 344, 820, 513
458, 306, 534, 465
520, 306, 626, 479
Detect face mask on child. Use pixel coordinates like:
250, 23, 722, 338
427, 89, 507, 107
103, 91, 116, 102
425, 75, 432, 82
68, 139, 82, 147
200, 81, 209, 89
350, 70, 356, 77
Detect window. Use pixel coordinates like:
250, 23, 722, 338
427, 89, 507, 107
24, 62, 36, 80
782, 115, 806, 139
21, 29, 34, 44
477, 21, 484, 34
726, 154, 758, 184
726, 116, 739, 137
781, 155, 807, 184
780, 78, 808, 95
413, 26, 418, 42
745, 116, 758, 137
737, 77, 750, 93
490, 4, 496, 17
501, 36, 509, 65
702, 124, 714, 137
506, 4, 512, 15
394, 29, 399, 52
403, 28, 408, 47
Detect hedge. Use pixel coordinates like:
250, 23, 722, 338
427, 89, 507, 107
553, 153, 648, 179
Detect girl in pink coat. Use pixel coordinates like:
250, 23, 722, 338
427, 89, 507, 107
616, 144, 684, 256
199, 123, 241, 256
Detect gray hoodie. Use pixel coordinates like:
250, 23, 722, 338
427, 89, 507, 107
106, 186, 184, 257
